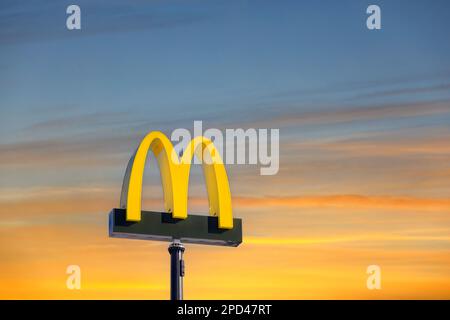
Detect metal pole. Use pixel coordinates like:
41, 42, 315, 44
168, 239, 185, 300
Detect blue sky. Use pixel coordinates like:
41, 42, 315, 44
2, 1, 450, 138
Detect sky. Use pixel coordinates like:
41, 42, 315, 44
1, 0, 450, 299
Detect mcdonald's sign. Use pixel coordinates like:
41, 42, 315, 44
109, 131, 242, 247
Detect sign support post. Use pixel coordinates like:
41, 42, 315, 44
168, 240, 185, 300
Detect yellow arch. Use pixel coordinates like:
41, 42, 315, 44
119, 131, 233, 229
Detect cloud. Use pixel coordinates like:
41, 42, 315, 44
260, 70, 450, 102
353, 83, 450, 100
0, 131, 139, 167
24, 111, 137, 133
233, 194, 450, 212
244, 234, 450, 246
281, 126, 450, 158
249, 100, 450, 129
320, 137, 450, 158
0, 184, 448, 222
0, 0, 208, 45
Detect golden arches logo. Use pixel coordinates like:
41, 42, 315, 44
119, 131, 233, 229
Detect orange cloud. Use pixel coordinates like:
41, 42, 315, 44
233, 194, 450, 212
1, 184, 449, 214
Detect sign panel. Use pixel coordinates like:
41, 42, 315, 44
109, 208, 242, 247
